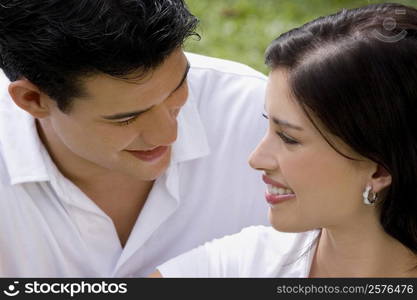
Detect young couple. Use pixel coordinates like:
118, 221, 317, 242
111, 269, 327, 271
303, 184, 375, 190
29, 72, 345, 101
1, 1, 416, 277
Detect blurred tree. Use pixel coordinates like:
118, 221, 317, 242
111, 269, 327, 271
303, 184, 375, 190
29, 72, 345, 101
184, 0, 416, 73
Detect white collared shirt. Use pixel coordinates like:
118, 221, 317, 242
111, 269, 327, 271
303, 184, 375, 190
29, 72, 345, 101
0, 53, 269, 277
158, 226, 321, 277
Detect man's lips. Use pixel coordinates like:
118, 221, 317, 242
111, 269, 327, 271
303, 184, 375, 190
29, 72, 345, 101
126, 146, 169, 162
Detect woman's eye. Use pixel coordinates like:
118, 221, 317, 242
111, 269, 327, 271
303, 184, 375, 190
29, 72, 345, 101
116, 116, 138, 126
263, 113, 299, 145
276, 131, 299, 145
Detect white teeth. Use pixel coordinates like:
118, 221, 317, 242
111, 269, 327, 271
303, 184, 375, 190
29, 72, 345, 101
267, 184, 294, 195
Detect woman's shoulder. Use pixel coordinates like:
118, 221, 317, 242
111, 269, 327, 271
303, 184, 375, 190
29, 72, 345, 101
234, 225, 318, 250
232, 226, 319, 260
157, 226, 320, 277
204, 226, 319, 277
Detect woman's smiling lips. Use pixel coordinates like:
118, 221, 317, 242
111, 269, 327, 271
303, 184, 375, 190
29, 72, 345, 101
262, 174, 296, 205
126, 146, 169, 162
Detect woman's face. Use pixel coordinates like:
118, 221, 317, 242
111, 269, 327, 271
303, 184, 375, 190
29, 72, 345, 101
249, 69, 377, 232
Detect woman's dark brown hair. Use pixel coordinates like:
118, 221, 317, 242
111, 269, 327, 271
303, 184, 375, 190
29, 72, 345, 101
265, 3, 417, 254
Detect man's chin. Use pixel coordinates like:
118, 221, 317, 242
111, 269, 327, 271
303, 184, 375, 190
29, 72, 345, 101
135, 150, 172, 181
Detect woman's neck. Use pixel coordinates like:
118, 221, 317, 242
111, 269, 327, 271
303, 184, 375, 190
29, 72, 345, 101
309, 222, 417, 277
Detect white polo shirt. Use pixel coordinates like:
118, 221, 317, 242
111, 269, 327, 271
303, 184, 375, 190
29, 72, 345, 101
158, 226, 321, 277
0, 53, 269, 277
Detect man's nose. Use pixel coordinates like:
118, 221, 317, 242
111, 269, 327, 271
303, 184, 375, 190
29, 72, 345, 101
142, 106, 178, 146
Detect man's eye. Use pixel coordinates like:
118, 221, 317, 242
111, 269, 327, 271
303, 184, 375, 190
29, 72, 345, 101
115, 116, 139, 126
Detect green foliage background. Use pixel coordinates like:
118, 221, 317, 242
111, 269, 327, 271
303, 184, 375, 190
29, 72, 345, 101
184, 0, 416, 73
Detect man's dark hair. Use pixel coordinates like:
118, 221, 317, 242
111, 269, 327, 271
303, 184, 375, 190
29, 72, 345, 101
265, 3, 417, 255
0, 0, 199, 112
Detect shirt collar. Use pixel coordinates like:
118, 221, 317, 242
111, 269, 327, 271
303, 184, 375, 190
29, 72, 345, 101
158, 83, 210, 202
278, 230, 321, 277
171, 85, 210, 164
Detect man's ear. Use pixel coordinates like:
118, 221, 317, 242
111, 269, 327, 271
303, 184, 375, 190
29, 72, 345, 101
370, 164, 392, 193
8, 79, 51, 118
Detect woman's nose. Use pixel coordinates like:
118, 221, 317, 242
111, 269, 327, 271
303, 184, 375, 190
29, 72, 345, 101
248, 135, 279, 171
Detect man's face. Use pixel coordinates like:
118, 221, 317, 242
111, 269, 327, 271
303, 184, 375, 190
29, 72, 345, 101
40, 49, 189, 181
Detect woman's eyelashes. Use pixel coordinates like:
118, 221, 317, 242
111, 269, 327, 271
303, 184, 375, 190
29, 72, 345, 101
262, 113, 299, 145
276, 131, 299, 145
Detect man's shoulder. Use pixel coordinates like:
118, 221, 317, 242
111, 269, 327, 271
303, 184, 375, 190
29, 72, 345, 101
185, 52, 267, 110
185, 52, 267, 81
0, 149, 12, 193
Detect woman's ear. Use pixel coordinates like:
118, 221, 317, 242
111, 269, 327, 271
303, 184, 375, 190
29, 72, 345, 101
8, 79, 51, 118
370, 164, 392, 193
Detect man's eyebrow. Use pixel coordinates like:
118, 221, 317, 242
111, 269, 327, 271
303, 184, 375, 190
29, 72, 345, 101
271, 116, 303, 131
101, 61, 190, 121
169, 61, 190, 96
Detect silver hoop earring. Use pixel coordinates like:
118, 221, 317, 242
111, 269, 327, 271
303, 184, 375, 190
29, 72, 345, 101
363, 185, 378, 205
